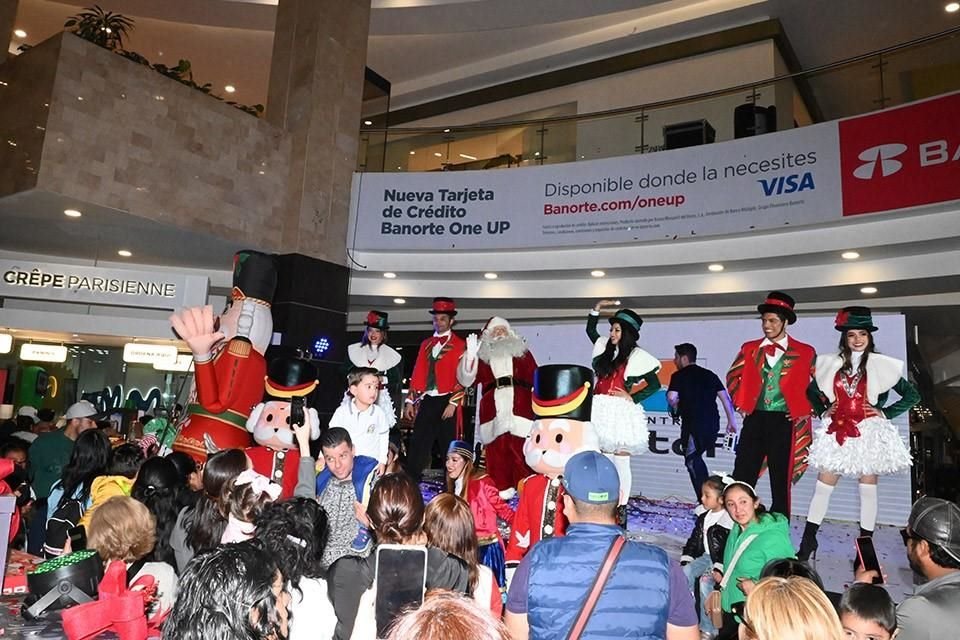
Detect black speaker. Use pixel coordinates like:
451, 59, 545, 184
663, 120, 716, 150
734, 104, 777, 138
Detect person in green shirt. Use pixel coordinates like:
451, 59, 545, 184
26, 400, 98, 554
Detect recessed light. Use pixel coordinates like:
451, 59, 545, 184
383, 272, 397, 279
14, 29, 27, 39
841, 251, 860, 260
72, 333, 79, 337
409, 151, 416, 155
434, 152, 442, 157
860, 286, 878, 294
947, 2, 960, 13
707, 264, 724, 272
64, 209, 82, 218
459, 153, 477, 161
484, 272, 498, 280
443, 128, 450, 133
117, 249, 132, 257
393, 298, 406, 304
364, 120, 373, 126
590, 270, 605, 278
224, 85, 236, 93
614, 300, 621, 306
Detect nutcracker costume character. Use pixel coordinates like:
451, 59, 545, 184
343, 310, 402, 427
797, 307, 919, 561
726, 291, 816, 518
505, 364, 600, 578
245, 357, 321, 499
587, 301, 660, 525
403, 297, 466, 481
170, 250, 277, 462
457, 316, 538, 499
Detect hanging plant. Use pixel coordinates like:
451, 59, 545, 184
64, 5, 134, 51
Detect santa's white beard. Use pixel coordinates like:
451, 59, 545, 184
479, 333, 527, 363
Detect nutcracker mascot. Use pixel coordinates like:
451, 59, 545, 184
505, 364, 600, 580
245, 357, 321, 499
171, 250, 277, 462
457, 316, 538, 499
343, 310, 402, 427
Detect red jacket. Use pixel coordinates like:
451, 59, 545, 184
245, 446, 300, 499
505, 473, 566, 564
465, 473, 515, 539
727, 336, 816, 419
410, 333, 466, 397
0, 459, 21, 542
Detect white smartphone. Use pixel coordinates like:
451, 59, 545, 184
375, 544, 428, 637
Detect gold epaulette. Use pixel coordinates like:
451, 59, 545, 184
228, 339, 252, 358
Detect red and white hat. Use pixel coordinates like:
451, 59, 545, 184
482, 316, 510, 334
430, 297, 457, 316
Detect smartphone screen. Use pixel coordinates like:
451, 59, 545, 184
375, 545, 428, 638
68, 525, 87, 551
856, 536, 883, 583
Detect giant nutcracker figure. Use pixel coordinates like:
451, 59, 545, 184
457, 316, 538, 499
505, 364, 599, 580
246, 357, 321, 499
170, 250, 277, 462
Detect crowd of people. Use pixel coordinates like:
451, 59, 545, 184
0, 289, 957, 640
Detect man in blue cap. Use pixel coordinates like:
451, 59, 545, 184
504, 450, 699, 640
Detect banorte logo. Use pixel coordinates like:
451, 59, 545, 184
839, 92, 960, 217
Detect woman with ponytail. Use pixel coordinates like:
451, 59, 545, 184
131, 456, 183, 570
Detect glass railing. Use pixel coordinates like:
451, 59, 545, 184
357, 26, 960, 172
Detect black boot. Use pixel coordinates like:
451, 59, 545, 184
797, 521, 820, 562
616, 505, 628, 530
854, 527, 873, 570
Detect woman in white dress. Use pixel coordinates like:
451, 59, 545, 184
343, 310, 402, 427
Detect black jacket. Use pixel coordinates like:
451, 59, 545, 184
681, 510, 731, 569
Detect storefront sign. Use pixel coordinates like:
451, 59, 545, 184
0, 260, 208, 309
348, 91, 960, 251
122, 343, 178, 365
0, 333, 11, 354
153, 354, 194, 372
20, 344, 67, 363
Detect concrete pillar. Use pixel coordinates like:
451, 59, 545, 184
266, 0, 371, 266
1, 0, 19, 60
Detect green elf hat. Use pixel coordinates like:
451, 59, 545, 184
608, 308, 643, 338
364, 310, 390, 331
835, 306, 877, 332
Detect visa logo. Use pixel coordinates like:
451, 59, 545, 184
758, 172, 815, 196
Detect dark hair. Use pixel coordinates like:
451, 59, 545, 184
928, 542, 960, 570
163, 541, 283, 640
839, 583, 897, 633
702, 475, 725, 495
347, 367, 380, 388
108, 443, 145, 479
37, 408, 56, 422
674, 343, 697, 362
594, 319, 640, 380
361, 326, 389, 347
131, 456, 183, 570
255, 498, 329, 594
762, 310, 789, 325
223, 474, 276, 526
369, 473, 425, 544
838, 330, 876, 378
16, 415, 35, 432
57, 429, 111, 509
722, 481, 768, 520
320, 427, 353, 451
186, 448, 248, 553
0, 439, 29, 458
166, 451, 200, 509
760, 558, 825, 590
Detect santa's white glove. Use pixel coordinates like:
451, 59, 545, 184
465, 333, 480, 359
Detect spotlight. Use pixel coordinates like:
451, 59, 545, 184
311, 337, 331, 358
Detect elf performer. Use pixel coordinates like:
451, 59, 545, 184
457, 316, 538, 499
797, 306, 919, 561
726, 291, 816, 518
586, 300, 660, 527
505, 364, 600, 582
403, 297, 466, 481
343, 310, 402, 428
171, 250, 277, 462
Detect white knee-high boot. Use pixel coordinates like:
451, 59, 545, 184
807, 480, 836, 526
859, 483, 878, 533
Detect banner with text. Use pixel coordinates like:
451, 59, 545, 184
349, 92, 960, 251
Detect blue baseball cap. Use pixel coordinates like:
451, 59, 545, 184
563, 451, 619, 504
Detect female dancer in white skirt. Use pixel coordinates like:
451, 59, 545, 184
343, 310, 402, 428
587, 300, 661, 527
797, 306, 919, 561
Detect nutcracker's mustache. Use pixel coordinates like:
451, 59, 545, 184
523, 446, 568, 471
257, 426, 295, 447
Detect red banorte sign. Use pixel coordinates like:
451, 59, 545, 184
839, 92, 960, 216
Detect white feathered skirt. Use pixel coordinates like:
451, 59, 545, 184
806, 415, 911, 476
591, 394, 649, 455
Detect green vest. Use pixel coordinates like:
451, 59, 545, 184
756, 357, 787, 412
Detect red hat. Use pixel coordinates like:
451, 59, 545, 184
429, 297, 457, 316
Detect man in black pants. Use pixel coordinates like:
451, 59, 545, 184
403, 297, 466, 480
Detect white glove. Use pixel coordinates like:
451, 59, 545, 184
465, 333, 480, 358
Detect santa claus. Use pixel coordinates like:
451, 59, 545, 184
458, 316, 538, 499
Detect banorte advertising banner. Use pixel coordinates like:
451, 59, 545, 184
348, 92, 960, 251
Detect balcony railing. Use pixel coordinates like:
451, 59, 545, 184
358, 26, 960, 173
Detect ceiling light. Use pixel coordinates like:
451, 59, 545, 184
947, 2, 960, 12
224, 85, 236, 93
590, 270, 606, 278
707, 264, 724, 272
434, 152, 442, 157
409, 151, 416, 155
64, 209, 82, 218
14, 29, 27, 39
841, 251, 860, 260
364, 120, 373, 126
117, 249, 132, 257
393, 298, 406, 304
484, 272, 498, 280
383, 272, 397, 279
443, 128, 450, 133
860, 286, 878, 294
458, 153, 477, 161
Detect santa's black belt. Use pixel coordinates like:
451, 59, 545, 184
494, 376, 531, 389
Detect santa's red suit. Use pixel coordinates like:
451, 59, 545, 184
245, 447, 300, 499
505, 473, 566, 563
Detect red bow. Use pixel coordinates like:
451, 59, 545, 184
366, 311, 380, 325
62, 561, 164, 640
827, 416, 862, 446
835, 310, 850, 328
763, 343, 785, 358
430, 335, 449, 349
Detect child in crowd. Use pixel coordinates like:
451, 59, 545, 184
220, 469, 281, 544
681, 475, 733, 638
329, 367, 391, 474
839, 583, 898, 640
79, 442, 145, 528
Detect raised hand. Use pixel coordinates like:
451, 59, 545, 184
170, 305, 225, 360
593, 299, 619, 312
465, 333, 480, 358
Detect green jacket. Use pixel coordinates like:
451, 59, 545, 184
720, 512, 796, 611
